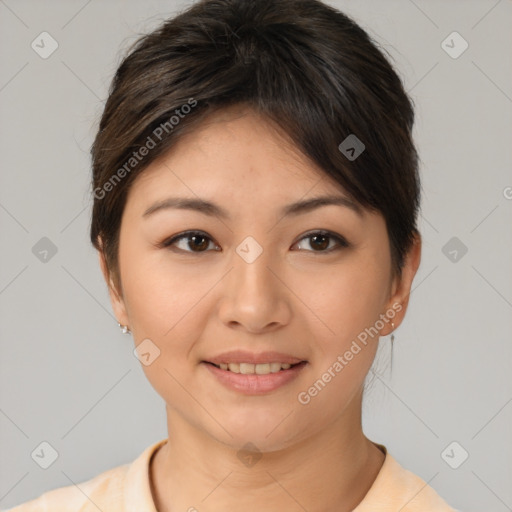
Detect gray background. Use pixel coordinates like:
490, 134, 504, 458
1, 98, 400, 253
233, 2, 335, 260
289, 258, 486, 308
1, 0, 511, 510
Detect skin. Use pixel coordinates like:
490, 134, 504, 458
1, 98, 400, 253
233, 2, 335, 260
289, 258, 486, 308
99, 105, 421, 512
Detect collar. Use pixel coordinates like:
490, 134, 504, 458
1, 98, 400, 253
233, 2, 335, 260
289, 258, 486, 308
124, 438, 167, 512
122, 439, 453, 511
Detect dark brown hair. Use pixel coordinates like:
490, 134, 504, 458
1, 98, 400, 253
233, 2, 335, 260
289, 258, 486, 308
90, 0, 420, 291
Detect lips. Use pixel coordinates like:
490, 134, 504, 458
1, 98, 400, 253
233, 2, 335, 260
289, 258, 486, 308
203, 360, 308, 394
202, 350, 308, 393
204, 350, 306, 366
207, 361, 302, 375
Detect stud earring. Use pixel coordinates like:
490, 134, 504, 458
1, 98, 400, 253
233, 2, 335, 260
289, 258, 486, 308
118, 323, 131, 335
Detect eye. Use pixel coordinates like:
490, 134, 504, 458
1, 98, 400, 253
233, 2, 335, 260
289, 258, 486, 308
161, 230, 220, 253
160, 229, 349, 254
293, 230, 349, 253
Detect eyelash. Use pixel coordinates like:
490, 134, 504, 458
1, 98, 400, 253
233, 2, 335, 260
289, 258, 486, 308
159, 230, 349, 255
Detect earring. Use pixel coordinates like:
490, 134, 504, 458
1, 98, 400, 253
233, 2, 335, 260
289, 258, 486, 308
390, 321, 396, 373
118, 322, 131, 335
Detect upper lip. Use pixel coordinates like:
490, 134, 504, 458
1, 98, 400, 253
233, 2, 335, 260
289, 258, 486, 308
204, 350, 306, 365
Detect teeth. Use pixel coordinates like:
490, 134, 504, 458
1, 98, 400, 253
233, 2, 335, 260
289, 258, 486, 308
228, 362, 240, 373
269, 362, 282, 373
216, 362, 296, 374
239, 363, 254, 374
255, 363, 270, 375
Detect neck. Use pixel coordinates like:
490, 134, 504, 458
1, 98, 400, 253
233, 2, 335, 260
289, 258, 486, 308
150, 391, 385, 512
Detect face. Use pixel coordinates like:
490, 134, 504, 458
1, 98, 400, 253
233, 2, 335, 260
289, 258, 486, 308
100, 105, 420, 451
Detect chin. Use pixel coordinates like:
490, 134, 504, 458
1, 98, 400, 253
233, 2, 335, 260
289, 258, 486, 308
207, 406, 307, 453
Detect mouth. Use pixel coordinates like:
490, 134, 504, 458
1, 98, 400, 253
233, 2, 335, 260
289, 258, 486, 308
201, 359, 308, 394
203, 361, 307, 375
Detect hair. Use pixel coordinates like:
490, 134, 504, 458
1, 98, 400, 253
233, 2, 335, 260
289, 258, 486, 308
90, 0, 420, 293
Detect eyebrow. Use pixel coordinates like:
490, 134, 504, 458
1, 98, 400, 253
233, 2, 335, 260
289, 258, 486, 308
142, 194, 363, 219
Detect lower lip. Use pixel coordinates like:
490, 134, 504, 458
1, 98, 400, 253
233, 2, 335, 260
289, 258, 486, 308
202, 361, 308, 395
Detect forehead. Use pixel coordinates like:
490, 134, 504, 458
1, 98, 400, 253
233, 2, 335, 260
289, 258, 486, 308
128, 106, 349, 205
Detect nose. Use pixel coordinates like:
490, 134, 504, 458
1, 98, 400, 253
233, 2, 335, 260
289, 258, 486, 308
217, 242, 292, 334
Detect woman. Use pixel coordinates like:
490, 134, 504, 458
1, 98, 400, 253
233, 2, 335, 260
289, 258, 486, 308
7, 0, 458, 510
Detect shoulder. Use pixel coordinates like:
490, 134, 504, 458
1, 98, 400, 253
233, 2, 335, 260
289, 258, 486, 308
3, 463, 128, 512
3, 439, 167, 512
382, 454, 458, 511
354, 444, 459, 512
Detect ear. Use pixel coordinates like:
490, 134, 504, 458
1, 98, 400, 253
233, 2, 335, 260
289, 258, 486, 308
97, 246, 129, 327
380, 232, 422, 335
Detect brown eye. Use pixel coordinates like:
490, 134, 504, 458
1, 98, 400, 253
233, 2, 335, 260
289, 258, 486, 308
309, 233, 330, 251
162, 230, 348, 255
294, 231, 349, 253
188, 234, 210, 251
162, 231, 219, 253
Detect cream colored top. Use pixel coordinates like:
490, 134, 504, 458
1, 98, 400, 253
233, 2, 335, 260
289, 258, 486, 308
5, 439, 458, 511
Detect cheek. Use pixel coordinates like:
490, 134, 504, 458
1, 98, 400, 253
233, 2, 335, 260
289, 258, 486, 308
118, 225, 191, 324
291, 262, 389, 418
116, 232, 216, 389
300, 258, 390, 350
118, 243, 214, 406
